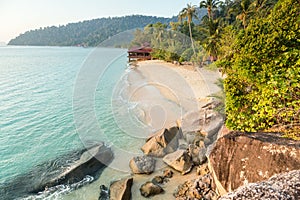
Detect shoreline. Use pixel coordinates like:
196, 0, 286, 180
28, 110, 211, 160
125, 60, 221, 129
22, 59, 222, 200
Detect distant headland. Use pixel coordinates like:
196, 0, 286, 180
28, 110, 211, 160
8, 15, 175, 47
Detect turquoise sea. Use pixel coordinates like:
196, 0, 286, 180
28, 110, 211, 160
0, 46, 143, 199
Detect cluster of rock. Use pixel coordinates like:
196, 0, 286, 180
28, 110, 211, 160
138, 102, 223, 174
139, 169, 174, 197
97, 102, 220, 199
97, 99, 300, 199
220, 170, 300, 199
174, 174, 218, 200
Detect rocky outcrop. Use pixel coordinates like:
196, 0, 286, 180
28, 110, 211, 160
181, 103, 224, 146
129, 156, 155, 174
36, 144, 113, 193
220, 170, 300, 200
208, 132, 300, 195
140, 181, 164, 197
174, 174, 218, 200
141, 126, 182, 157
109, 177, 133, 200
163, 150, 193, 175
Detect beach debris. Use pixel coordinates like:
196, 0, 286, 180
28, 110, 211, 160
129, 155, 155, 174
140, 181, 164, 197
141, 126, 182, 157
109, 177, 133, 200
163, 150, 193, 175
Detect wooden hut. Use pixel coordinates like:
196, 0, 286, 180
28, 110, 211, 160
128, 44, 152, 62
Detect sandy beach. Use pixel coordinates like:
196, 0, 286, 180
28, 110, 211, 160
63, 60, 221, 200
122, 60, 221, 130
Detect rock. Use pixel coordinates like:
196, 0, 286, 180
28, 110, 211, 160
129, 156, 155, 174
163, 150, 193, 175
152, 176, 164, 185
204, 190, 218, 200
184, 131, 205, 146
220, 170, 300, 200
99, 185, 109, 200
1, 144, 113, 199
36, 144, 113, 192
182, 108, 223, 134
141, 126, 182, 157
208, 132, 300, 195
198, 147, 207, 165
174, 174, 217, 200
140, 181, 164, 197
196, 163, 210, 176
163, 169, 173, 178
109, 177, 133, 200
181, 109, 223, 148
178, 139, 188, 149
188, 144, 206, 165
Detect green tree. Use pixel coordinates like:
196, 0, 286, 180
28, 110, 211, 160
199, 0, 221, 20
200, 16, 222, 61
218, 0, 300, 132
179, 3, 198, 55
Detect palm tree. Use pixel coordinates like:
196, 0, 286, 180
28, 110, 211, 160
200, 0, 221, 20
201, 16, 222, 61
179, 4, 198, 55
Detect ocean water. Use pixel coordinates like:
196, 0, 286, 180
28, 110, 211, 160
0, 46, 144, 199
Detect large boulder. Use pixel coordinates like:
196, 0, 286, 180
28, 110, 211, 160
163, 150, 193, 175
35, 144, 113, 193
181, 108, 223, 147
220, 170, 300, 200
109, 177, 133, 200
129, 156, 155, 174
208, 132, 300, 195
140, 181, 164, 197
141, 126, 182, 157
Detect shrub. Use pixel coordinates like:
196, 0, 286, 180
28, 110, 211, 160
219, 0, 300, 132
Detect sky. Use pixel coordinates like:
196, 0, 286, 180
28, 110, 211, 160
0, 0, 201, 43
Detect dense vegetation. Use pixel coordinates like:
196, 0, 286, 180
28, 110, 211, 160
8, 15, 174, 46
130, 0, 299, 136
221, 0, 300, 135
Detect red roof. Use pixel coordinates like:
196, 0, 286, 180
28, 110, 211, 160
128, 46, 152, 53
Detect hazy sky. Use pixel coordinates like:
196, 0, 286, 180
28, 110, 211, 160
0, 0, 200, 43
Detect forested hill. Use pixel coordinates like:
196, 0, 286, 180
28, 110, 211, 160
8, 15, 175, 47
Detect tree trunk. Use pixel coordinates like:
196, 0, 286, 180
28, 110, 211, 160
188, 22, 196, 55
